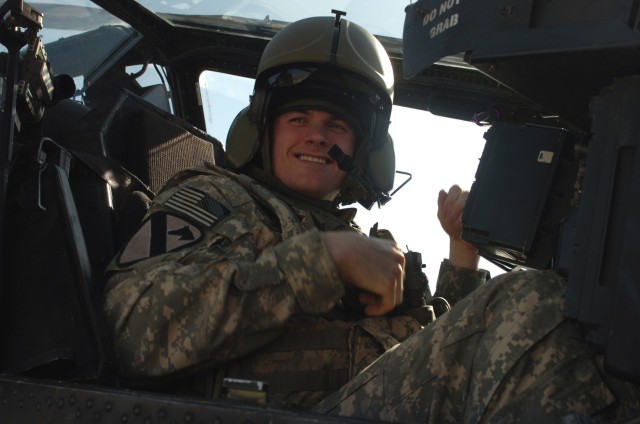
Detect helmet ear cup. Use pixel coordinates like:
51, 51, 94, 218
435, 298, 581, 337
225, 107, 260, 170
248, 89, 266, 124
367, 134, 395, 192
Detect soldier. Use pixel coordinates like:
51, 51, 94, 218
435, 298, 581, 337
104, 14, 640, 421
103, 15, 486, 409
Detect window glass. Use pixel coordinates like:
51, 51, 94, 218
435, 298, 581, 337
199, 71, 254, 142
135, 0, 407, 39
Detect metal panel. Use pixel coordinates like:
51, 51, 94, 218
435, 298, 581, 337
0, 376, 377, 424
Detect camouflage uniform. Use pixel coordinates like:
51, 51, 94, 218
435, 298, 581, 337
103, 163, 487, 408
314, 269, 640, 422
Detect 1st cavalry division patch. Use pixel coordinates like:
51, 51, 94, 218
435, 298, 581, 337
118, 187, 230, 265
118, 212, 203, 265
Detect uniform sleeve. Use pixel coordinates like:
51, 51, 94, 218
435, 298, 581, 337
103, 183, 345, 381
433, 258, 490, 307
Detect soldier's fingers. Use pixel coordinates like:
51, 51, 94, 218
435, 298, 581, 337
453, 190, 469, 218
453, 189, 468, 209
395, 274, 403, 307
363, 293, 393, 316
358, 292, 379, 307
360, 272, 401, 316
445, 187, 468, 217
444, 185, 462, 208
437, 189, 447, 212
438, 185, 462, 217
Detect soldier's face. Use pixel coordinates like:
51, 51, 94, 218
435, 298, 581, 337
272, 109, 355, 201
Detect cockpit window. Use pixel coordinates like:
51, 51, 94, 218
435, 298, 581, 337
10, 1, 169, 108
12, 2, 129, 100
133, 0, 408, 40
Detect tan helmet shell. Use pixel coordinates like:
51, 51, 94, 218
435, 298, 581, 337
257, 16, 394, 102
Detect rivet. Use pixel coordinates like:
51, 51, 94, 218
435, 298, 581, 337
121, 413, 129, 423
69, 395, 76, 405
105, 401, 113, 412
133, 405, 141, 415
184, 412, 193, 422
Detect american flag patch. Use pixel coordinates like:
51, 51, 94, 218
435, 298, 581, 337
164, 186, 229, 227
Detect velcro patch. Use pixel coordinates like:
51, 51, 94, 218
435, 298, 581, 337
118, 212, 203, 265
164, 186, 229, 227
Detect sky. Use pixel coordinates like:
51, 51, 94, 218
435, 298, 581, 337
200, 72, 505, 291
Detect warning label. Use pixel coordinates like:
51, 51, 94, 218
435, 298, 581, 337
421, 0, 462, 39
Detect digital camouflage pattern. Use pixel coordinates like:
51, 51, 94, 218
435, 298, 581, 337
314, 270, 640, 422
221, 314, 425, 408
103, 163, 487, 408
434, 258, 489, 306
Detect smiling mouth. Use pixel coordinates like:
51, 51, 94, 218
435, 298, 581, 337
296, 154, 329, 164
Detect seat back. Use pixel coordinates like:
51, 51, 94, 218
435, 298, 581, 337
59, 90, 225, 266
1, 141, 115, 381
0, 91, 224, 383
62, 89, 225, 194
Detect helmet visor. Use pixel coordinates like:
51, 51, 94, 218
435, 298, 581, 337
259, 65, 392, 148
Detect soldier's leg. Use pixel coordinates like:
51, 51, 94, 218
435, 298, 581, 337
314, 270, 638, 423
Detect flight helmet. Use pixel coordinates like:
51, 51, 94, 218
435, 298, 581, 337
226, 13, 396, 208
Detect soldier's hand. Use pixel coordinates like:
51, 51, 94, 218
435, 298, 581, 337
437, 184, 467, 238
437, 184, 479, 270
321, 232, 404, 316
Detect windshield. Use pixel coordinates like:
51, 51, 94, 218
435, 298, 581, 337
32, 1, 127, 37
134, 0, 409, 40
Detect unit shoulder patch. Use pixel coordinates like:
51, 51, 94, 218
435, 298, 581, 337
118, 212, 203, 266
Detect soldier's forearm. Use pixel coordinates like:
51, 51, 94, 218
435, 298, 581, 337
448, 237, 480, 270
